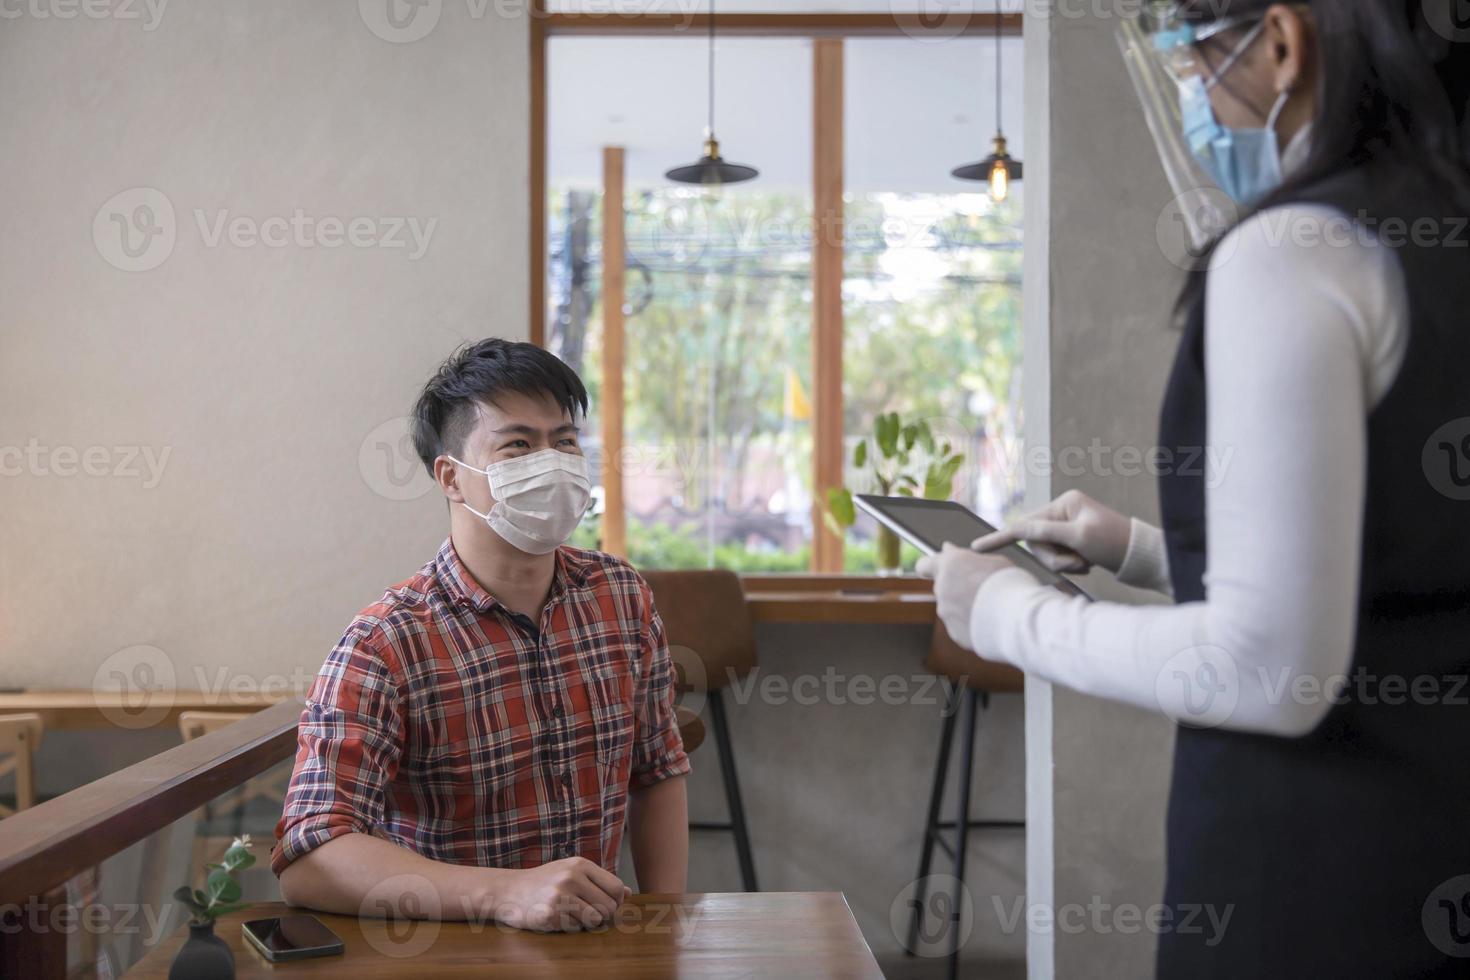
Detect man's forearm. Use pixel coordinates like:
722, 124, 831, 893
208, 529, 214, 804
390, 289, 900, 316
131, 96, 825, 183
627, 775, 689, 893
278, 832, 505, 920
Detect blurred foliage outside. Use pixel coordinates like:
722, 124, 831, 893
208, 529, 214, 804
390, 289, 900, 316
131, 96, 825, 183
548, 184, 1023, 573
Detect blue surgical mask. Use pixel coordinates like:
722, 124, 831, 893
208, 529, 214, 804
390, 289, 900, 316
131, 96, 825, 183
1181, 76, 1292, 205
1176, 20, 1293, 205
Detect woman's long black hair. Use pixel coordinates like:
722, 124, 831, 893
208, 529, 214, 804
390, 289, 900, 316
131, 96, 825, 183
1174, 0, 1470, 309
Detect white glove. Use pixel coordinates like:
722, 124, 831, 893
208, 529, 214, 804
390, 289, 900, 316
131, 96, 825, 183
971, 489, 1132, 575
916, 542, 1019, 651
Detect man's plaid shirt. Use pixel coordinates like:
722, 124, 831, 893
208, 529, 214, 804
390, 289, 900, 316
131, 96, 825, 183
271, 539, 690, 876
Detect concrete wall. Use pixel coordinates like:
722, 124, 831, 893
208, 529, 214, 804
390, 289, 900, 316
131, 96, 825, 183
1023, 4, 1185, 977
0, 0, 528, 692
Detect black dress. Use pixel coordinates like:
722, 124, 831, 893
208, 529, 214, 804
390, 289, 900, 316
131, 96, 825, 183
1154, 166, 1470, 977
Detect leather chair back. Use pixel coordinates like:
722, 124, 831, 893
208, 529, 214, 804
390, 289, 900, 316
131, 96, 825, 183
924, 624, 1024, 693
640, 569, 759, 693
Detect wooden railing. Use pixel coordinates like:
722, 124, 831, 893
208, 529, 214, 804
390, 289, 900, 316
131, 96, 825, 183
0, 698, 303, 978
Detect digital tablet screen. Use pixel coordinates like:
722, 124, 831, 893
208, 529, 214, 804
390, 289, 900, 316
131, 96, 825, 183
854, 495, 1091, 599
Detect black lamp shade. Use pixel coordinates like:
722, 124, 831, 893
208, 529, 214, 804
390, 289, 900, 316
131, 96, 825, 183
665, 154, 759, 185
951, 154, 1023, 182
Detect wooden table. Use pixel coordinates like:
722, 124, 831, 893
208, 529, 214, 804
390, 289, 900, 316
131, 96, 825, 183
125, 894, 883, 978
0, 689, 287, 731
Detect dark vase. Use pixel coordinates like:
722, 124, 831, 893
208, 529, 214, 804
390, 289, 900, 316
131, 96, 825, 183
169, 921, 235, 980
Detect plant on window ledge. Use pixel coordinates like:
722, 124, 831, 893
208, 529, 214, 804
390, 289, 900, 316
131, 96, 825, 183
826, 413, 965, 575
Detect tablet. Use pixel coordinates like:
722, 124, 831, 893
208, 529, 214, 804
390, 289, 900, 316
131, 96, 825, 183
854, 494, 1091, 599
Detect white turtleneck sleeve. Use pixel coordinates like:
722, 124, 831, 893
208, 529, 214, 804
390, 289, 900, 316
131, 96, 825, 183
966, 204, 1408, 736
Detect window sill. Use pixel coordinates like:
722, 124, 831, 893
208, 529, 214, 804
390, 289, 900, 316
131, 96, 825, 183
739, 573, 935, 625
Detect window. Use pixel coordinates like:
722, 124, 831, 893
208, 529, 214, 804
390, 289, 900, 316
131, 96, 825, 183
540, 16, 1023, 573
840, 36, 1025, 571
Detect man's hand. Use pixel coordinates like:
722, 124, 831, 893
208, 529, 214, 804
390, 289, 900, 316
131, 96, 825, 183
493, 857, 631, 933
916, 542, 1018, 651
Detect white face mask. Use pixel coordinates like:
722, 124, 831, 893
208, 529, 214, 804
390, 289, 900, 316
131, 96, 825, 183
448, 448, 591, 555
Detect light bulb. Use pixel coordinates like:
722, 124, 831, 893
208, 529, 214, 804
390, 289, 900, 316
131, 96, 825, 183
988, 160, 1009, 203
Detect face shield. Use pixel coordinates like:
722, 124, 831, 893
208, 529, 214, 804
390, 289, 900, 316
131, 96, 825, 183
1117, 3, 1267, 252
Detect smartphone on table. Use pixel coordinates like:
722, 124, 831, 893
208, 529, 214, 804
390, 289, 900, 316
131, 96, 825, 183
241, 914, 345, 962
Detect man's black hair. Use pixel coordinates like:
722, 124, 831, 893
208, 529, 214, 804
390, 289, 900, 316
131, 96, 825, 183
411, 338, 589, 474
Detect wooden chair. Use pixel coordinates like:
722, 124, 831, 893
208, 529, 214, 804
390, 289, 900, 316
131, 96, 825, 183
906, 624, 1025, 980
0, 713, 43, 817
641, 569, 760, 892
177, 712, 292, 884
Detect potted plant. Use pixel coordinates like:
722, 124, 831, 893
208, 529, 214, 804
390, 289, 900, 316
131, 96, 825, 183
826, 413, 965, 575
169, 835, 255, 980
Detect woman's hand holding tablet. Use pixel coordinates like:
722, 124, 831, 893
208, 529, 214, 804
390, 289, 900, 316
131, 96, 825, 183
853, 495, 1092, 600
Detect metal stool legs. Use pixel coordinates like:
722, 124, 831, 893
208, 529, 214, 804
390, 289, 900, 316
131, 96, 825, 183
688, 689, 758, 891
906, 690, 961, 955
906, 685, 1024, 979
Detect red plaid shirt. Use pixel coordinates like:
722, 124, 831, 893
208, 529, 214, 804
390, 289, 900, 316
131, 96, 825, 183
271, 539, 689, 877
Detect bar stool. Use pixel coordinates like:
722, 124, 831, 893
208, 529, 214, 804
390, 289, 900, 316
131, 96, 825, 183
640, 569, 759, 892
907, 625, 1025, 980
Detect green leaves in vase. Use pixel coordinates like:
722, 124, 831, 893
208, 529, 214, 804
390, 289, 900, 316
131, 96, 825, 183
173, 836, 256, 925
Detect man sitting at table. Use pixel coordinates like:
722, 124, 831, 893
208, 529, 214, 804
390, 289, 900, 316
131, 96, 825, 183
271, 338, 690, 931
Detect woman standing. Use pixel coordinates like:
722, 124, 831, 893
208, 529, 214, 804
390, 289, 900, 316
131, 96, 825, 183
921, 1, 1470, 974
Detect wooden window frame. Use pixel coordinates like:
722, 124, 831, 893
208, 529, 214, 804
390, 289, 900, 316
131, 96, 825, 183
530, 5, 1022, 572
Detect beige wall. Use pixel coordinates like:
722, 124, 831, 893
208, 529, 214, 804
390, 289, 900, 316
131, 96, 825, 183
0, 1, 529, 690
